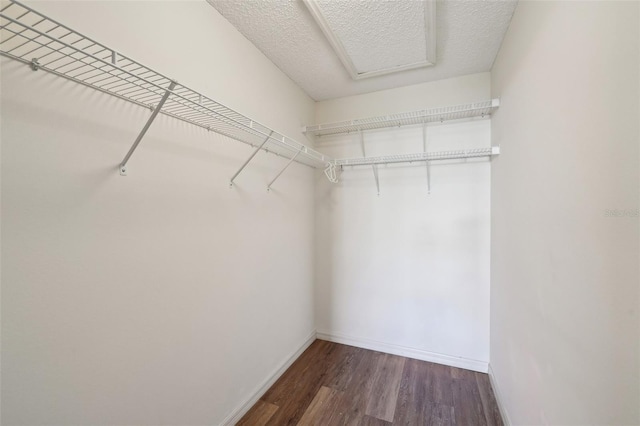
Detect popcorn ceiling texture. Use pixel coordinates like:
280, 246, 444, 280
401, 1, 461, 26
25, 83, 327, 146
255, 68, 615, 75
206, 0, 518, 101
315, 0, 427, 74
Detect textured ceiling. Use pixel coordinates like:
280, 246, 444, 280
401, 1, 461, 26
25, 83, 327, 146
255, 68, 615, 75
206, 0, 518, 101
309, 0, 432, 76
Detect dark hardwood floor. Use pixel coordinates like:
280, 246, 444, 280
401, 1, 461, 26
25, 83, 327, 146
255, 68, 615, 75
237, 340, 503, 426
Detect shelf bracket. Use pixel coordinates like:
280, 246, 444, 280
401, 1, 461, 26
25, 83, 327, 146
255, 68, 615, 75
267, 147, 303, 191
119, 80, 177, 176
372, 162, 380, 196
360, 130, 380, 196
230, 131, 273, 187
423, 123, 431, 194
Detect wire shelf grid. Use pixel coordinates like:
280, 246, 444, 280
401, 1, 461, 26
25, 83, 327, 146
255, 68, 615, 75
0, 0, 329, 168
305, 99, 500, 137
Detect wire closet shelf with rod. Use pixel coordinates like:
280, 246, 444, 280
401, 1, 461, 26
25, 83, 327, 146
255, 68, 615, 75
307, 99, 501, 192
0, 0, 501, 189
0, 0, 329, 188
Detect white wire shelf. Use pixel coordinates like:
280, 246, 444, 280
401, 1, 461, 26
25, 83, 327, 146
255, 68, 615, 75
335, 147, 500, 167
0, 0, 330, 169
0, 0, 502, 188
304, 99, 500, 137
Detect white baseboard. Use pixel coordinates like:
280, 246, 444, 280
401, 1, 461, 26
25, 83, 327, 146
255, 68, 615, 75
221, 329, 317, 426
316, 330, 488, 373
488, 364, 511, 426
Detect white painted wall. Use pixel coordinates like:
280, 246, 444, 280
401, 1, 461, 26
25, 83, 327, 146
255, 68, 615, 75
490, 2, 640, 425
1, 1, 316, 424
314, 73, 493, 372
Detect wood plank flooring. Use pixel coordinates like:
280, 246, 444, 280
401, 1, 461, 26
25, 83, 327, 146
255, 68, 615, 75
237, 340, 503, 426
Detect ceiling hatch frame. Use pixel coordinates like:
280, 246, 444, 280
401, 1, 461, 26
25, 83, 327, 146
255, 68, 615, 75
302, 0, 436, 81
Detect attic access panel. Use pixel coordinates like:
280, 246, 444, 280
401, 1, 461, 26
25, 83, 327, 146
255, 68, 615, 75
303, 0, 436, 80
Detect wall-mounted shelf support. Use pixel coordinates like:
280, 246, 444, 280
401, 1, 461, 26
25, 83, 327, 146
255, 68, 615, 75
267, 147, 303, 192
423, 123, 431, 194
360, 130, 380, 196
119, 80, 177, 176
324, 162, 339, 183
373, 165, 380, 196
230, 131, 273, 187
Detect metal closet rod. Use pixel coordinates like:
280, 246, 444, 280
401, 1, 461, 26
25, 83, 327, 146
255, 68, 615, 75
330, 146, 500, 195
335, 147, 501, 167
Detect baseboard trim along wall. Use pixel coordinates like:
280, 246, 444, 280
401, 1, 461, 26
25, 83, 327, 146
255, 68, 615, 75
487, 364, 512, 426
223, 330, 491, 424
222, 330, 317, 425
316, 331, 489, 373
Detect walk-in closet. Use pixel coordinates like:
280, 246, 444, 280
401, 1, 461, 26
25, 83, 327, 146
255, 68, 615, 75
1, 1, 638, 425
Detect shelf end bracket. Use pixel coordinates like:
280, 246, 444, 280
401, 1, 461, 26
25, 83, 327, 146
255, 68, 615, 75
118, 80, 177, 175
360, 130, 380, 196
229, 131, 273, 187
423, 123, 431, 194
267, 147, 303, 192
